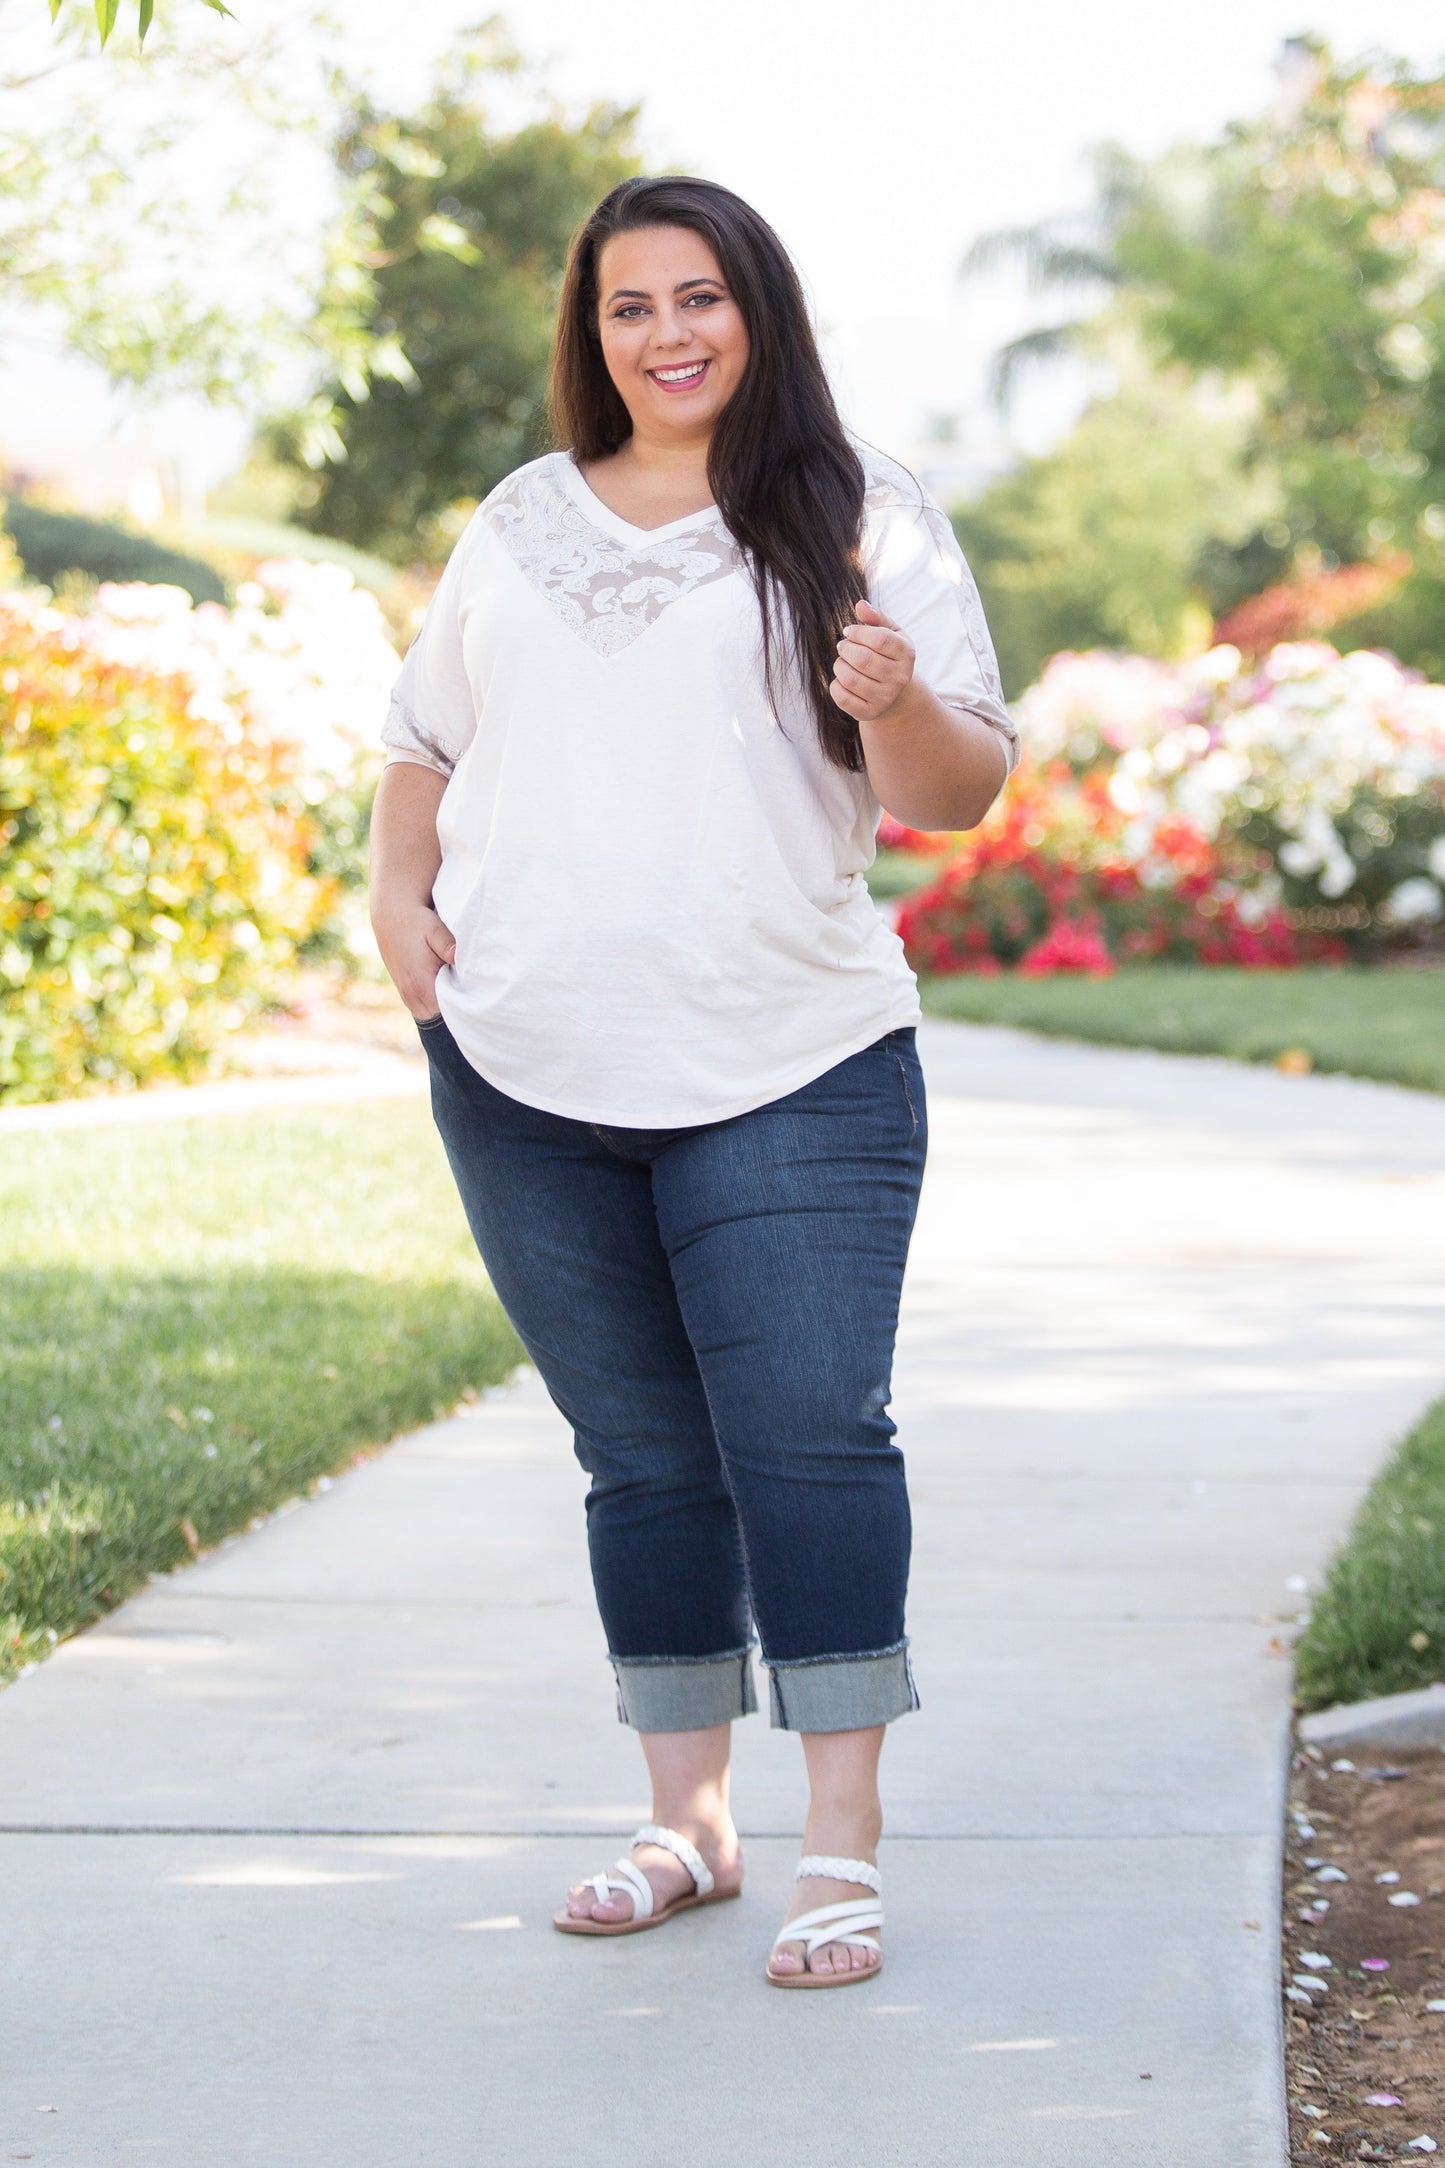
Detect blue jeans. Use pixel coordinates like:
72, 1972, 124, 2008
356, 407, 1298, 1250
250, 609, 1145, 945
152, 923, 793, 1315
418, 1018, 927, 1732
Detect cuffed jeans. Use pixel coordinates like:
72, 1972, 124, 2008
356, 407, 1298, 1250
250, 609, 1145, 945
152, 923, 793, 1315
418, 1017, 927, 1733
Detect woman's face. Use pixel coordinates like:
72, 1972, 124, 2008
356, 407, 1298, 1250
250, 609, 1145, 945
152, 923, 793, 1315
594, 224, 749, 444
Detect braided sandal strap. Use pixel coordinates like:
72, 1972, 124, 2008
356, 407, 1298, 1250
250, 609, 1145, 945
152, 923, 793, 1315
633, 1822, 715, 1898
796, 1853, 881, 1894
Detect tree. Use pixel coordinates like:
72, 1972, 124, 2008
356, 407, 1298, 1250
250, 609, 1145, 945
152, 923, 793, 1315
965, 41, 1445, 680
266, 36, 640, 562
44, 0, 231, 49
953, 344, 1275, 697
1, 0, 342, 399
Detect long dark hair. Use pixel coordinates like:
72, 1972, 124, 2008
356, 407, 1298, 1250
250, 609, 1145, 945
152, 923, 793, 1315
549, 176, 867, 773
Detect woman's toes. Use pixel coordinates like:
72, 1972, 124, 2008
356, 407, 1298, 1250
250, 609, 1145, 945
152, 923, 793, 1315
770, 1941, 805, 1975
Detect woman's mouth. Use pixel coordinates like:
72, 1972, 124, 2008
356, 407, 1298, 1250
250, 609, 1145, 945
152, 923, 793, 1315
647, 359, 711, 393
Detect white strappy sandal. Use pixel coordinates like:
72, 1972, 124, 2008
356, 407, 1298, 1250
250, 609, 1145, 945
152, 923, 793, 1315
552, 1822, 738, 1937
766, 1854, 883, 1989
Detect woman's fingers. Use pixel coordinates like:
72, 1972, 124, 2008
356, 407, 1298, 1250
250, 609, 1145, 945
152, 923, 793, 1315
833, 609, 915, 723
837, 637, 901, 685
373, 899, 456, 1016
425, 912, 457, 964
841, 624, 911, 663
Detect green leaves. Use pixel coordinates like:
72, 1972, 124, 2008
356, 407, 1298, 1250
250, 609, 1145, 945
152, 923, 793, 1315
268, 62, 640, 561
964, 42, 1445, 684
45, 0, 236, 49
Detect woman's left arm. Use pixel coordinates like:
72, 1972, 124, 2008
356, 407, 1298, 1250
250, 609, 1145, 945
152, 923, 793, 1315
833, 598, 1010, 832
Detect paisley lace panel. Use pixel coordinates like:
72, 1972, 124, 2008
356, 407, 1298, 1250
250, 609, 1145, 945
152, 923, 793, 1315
483, 463, 742, 658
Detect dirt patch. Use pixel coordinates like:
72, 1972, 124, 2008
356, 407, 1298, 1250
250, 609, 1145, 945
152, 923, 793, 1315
226, 967, 422, 1074
1284, 1742, 1445, 2159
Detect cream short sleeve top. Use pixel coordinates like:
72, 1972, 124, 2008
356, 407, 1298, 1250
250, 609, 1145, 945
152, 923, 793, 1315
381, 444, 1017, 1127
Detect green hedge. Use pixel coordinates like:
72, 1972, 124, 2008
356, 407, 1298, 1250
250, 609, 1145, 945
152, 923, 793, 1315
4, 499, 227, 605
0, 596, 329, 1099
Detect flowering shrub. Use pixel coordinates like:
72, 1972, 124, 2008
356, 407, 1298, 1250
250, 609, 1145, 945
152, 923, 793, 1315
894, 766, 1308, 977
0, 591, 332, 1101
81, 561, 401, 801
1212, 557, 1411, 656
1014, 642, 1445, 944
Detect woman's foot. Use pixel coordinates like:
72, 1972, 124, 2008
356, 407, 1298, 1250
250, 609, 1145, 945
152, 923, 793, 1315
770, 1728, 886, 1981
559, 1820, 743, 1927
767, 1866, 882, 1980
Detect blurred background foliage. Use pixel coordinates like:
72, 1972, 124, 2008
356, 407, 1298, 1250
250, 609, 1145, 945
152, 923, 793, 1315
0, 592, 328, 1099
265, 38, 640, 562
956, 41, 1445, 696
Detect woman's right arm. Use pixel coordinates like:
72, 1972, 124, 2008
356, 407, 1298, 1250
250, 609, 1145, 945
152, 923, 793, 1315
369, 760, 457, 1020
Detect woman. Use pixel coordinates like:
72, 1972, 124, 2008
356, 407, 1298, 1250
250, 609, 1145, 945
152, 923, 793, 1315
370, 175, 1017, 1986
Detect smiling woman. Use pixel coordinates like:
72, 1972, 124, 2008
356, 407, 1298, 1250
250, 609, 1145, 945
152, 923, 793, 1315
368, 174, 1018, 1992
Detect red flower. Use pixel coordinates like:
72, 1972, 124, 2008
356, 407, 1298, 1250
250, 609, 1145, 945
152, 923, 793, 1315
1018, 917, 1116, 978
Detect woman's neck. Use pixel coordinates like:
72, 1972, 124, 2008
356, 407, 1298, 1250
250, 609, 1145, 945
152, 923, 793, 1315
579, 429, 715, 530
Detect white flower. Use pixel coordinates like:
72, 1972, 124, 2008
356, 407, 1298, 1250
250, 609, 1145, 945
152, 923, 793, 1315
1383, 878, 1445, 923
79, 559, 402, 794
1012, 638, 1445, 900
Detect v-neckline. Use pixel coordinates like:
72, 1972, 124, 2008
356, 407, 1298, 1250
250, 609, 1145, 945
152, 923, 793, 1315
560, 454, 720, 547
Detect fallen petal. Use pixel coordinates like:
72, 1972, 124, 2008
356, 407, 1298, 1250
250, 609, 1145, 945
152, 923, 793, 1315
1426, 1999, 1445, 2012
1407, 2139, 1438, 2154
1286, 1986, 1317, 2005
1362, 1958, 1391, 1971
1299, 1952, 1334, 1970
1364, 2093, 1403, 2107
1316, 1867, 1349, 1883
1390, 1892, 1422, 1907
1375, 1872, 1402, 1885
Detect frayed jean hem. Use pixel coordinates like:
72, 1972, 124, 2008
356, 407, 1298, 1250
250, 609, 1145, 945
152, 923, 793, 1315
611, 1648, 759, 1731
767, 1644, 920, 1732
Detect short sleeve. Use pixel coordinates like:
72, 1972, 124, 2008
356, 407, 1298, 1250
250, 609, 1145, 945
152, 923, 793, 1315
863, 479, 1019, 778
380, 522, 482, 778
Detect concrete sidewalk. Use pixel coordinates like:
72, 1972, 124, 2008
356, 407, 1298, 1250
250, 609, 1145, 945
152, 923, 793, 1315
6, 1018, 1445, 2167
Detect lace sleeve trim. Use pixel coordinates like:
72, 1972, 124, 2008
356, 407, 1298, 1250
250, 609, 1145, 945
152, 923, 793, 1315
381, 694, 463, 778
862, 468, 1019, 773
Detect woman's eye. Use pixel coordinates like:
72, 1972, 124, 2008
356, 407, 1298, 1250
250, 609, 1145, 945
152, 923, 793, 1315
685, 292, 720, 307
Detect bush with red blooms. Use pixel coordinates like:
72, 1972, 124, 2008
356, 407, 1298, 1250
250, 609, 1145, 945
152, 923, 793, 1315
893, 765, 1314, 976
875, 812, 958, 855
1213, 556, 1411, 656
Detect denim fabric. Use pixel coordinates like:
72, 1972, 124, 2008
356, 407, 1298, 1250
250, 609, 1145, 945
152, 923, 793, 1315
417, 1016, 927, 1732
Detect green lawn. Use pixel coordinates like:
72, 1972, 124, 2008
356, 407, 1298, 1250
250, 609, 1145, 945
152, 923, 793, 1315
1295, 1396, 1445, 1711
1, 1102, 522, 1682
919, 966, 1445, 1096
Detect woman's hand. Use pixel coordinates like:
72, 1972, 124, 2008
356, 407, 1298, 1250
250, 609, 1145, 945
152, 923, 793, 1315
369, 761, 454, 1019
372, 896, 456, 1021
830, 598, 915, 723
